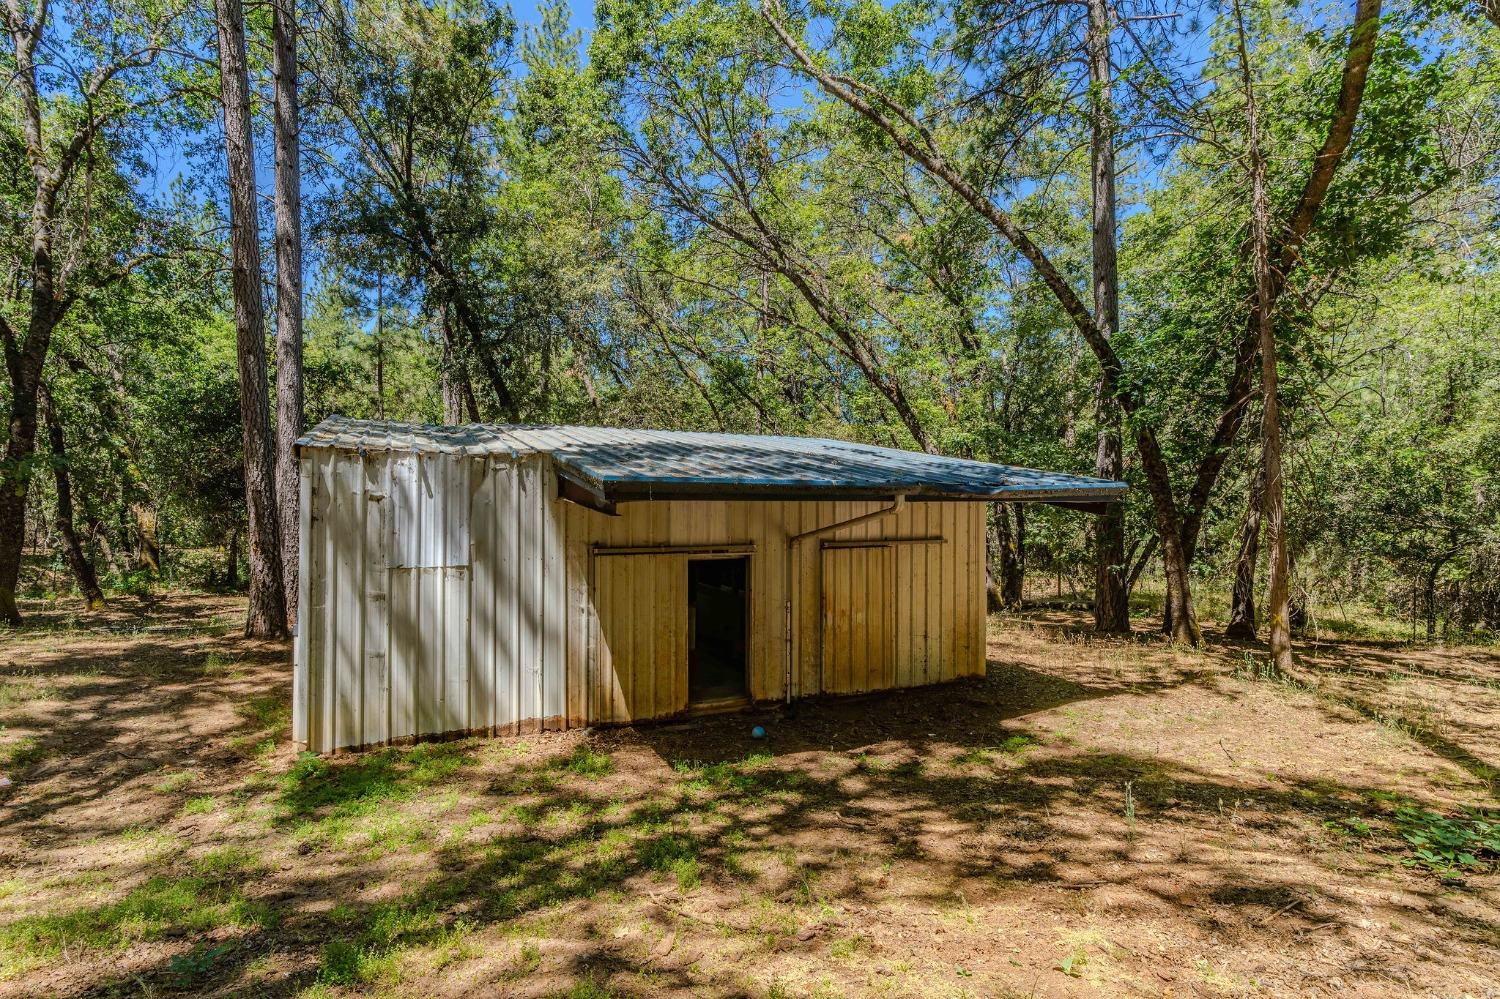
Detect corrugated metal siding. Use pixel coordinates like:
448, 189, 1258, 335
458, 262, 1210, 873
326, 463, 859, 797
566, 495, 986, 724
299, 450, 569, 752
594, 554, 689, 721
822, 545, 895, 693
296, 450, 988, 752
464, 453, 568, 735
297, 414, 1128, 503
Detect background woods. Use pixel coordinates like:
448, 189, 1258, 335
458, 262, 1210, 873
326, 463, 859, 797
3, 0, 1500, 651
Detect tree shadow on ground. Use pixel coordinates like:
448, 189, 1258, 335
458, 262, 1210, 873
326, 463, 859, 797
2, 643, 1484, 997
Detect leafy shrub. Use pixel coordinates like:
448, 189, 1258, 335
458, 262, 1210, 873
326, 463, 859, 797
1396, 806, 1500, 873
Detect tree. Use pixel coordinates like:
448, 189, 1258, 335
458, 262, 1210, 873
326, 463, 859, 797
1086, 0, 1127, 633
0, 0, 192, 623
761, 0, 1399, 646
37, 383, 105, 609
305, 0, 523, 420
273, 0, 305, 623
1232, 0, 1296, 674
214, 0, 288, 638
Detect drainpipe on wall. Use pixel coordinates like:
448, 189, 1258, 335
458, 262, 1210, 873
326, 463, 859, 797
783, 495, 907, 705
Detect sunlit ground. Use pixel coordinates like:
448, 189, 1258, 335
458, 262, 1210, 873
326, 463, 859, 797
2, 592, 1497, 997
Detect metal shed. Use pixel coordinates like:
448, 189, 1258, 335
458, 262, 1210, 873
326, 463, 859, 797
292, 416, 1125, 753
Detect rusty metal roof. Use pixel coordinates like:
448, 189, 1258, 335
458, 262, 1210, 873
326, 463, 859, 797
297, 415, 1125, 504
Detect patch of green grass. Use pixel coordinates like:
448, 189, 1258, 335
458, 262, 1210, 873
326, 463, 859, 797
0, 736, 47, 770
952, 734, 1034, 768
316, 898, 474, 986
237, 694, 290, 731
182, 795, 217, 816
0, 873, 273, 978
549, 745, 614, 778
200, 652, 242, 675
638, 832, 702, 891
1323, 815, 1374, 842
549, 975, 622, 998
166, 941, 237, 984
192, 846, 262, 878
829, 932, 868, 959
998, 733, 1038, 754
277, 742, 473, 826
0, 674, 51, 711
507, 802, 544, 826
504, 940, 542, 980
671, 755, 780, 797
155, 770, 200, 793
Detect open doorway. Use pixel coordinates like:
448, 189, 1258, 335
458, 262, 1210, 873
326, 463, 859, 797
688, 557, 749, 703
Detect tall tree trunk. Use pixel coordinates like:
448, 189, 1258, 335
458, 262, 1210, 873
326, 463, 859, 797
986, 508, 1005, 612
272, 0, 304, 629
989, 505, 1026, 610
1087, 0, 1129, 634
441, 329, 464, 425
99, 345, 161, 573
1225, 457, 1265, 640
39, 385, 105, 610
93, 521, 119, 575
130, 502, 161, 571
0, 358, 42, 624
0, 13, 59, 624
226, 526, 241, 591
216, 0, 289, 639
1233, 0, 1292, 675
1423, 559, 1444, 641
375, 273, 387, 419
995, 504, 1026, 607
1004, 505, 1025, 606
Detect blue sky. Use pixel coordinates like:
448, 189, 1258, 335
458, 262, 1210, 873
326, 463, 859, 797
515, 0, 595, 47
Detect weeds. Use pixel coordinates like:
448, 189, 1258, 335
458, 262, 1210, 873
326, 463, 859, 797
0, 736, 46, 770
237, 694, 289, 731
1396, 807, 1500, 873
550, 745, 614, 778
155, 770, 200, 793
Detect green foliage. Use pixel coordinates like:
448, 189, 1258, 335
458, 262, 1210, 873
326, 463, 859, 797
7, 0, 1500, 649
1396, 807, 1500, 874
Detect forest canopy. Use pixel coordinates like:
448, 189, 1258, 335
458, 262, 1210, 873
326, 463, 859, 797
3, 0, 1499, 649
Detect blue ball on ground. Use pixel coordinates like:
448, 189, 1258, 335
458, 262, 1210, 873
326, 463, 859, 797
751, 725, 767, 739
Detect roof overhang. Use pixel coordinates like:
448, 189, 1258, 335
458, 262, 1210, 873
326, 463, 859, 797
552, 457, 1126, 513
297, 416, 1129, 513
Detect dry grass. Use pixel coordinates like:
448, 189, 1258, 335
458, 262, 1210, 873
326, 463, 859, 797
1, 593, 1498, 998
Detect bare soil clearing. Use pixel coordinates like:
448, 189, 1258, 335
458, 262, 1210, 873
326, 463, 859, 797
2, 594, 1497, 998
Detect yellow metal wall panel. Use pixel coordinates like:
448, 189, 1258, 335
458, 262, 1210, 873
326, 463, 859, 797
593, 553, 689, 722
821, 545, 895, 694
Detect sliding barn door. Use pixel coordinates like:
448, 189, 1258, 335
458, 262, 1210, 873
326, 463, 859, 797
593, 554, 689, 722
821, 545, 895, 694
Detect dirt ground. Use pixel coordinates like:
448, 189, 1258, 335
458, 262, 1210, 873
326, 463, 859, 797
2, 594, 1498, 998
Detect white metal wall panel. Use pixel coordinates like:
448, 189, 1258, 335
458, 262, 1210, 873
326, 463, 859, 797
360, 459, 389, 746
387, 454, 469, 569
